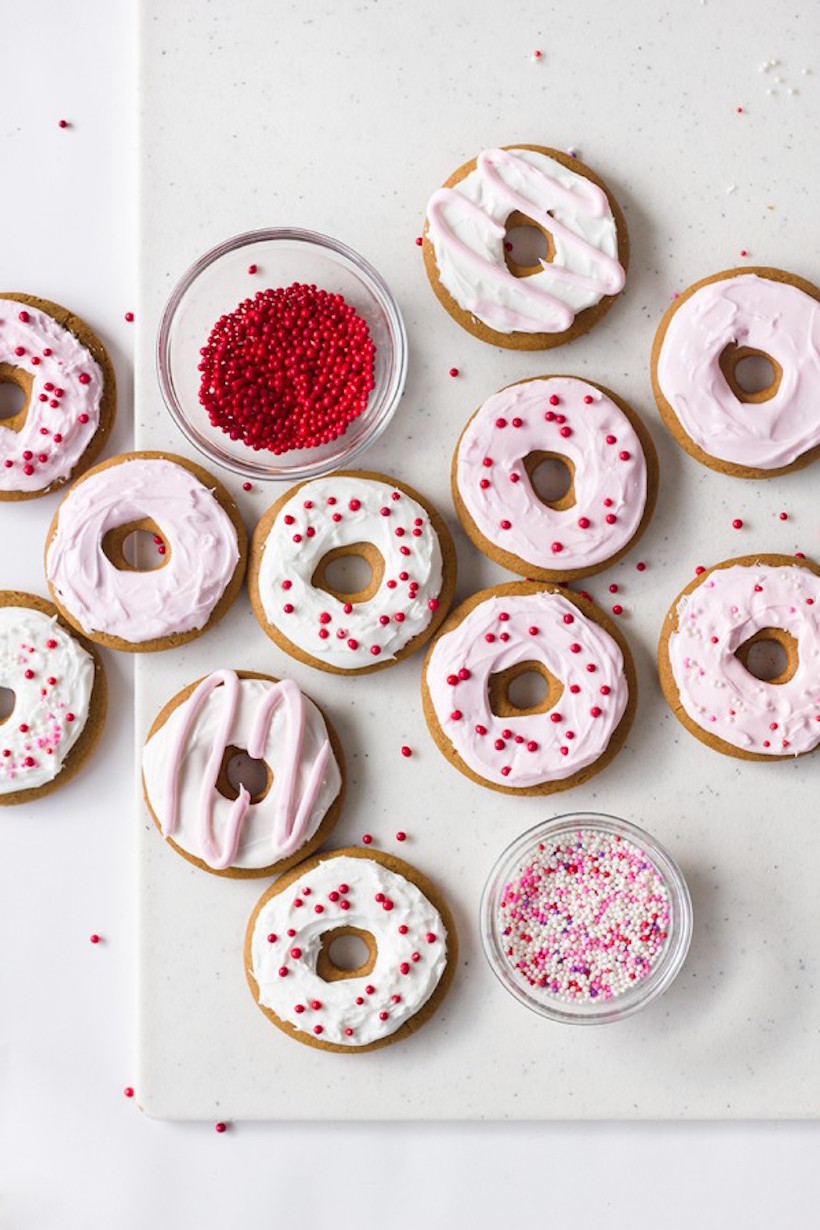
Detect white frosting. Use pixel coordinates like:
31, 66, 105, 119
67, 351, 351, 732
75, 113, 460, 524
142, 674, 342, 871
427, 147, 625, 334
0, 299, 104, 494
256, 475, 444, 668
249, 853, 449, 1047
455, 377, 648, 572
0, 605, 94, 794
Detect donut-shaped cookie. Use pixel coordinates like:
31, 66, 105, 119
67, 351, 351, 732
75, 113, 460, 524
142, 670, 344, 878
658, 554, 820, 760
248, 471, 456, 675
423, 144, 628, 349
0, 591, 106, 805
44, 451, 247, 652
652, 267, 820, 477
422, 581, 636, 794
0, 293, 115, 501
245, 848, 457, 1053
452, 376, 657, 580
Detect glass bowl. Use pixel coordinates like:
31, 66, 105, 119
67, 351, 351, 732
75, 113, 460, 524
157, 228, 408, 481
480, 813, 692, 1025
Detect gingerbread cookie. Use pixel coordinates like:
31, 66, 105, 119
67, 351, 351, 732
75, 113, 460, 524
658, 553, 820, 760
142, 669, 344, 878
0, 293, 116, 501
423, 144, 628, 349
452, 375, 657, 581
651, 267, 820, 477
245, 847, 457, 1053
422, 581, 636, 794
0, 591, 106, 805
248, 470, 456, 675
44, 451, 247, 652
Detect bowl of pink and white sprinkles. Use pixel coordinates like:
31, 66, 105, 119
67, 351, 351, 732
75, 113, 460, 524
157, 228, 407, 481
481, 813, 692, 1024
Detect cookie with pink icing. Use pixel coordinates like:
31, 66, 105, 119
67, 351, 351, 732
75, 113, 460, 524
421, 581, 636, 795
0, 293, 116, 501
423, 145, 628, 350
652, 267, 820, 477
245, 847, 457, 1052
142, 670, 345, 878
452, 376, 658, 581
44, 451, 247, 653
658, 554, 820, 761
248, 470, 456, 675
0, 591, 106, 805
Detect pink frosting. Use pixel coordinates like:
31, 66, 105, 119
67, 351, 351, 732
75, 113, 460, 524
45, 456, 240, 643
0, 299, 104, 494
160, 671, 331, 870
656, 273, 820, 470
456, 377, 648, 572
425, 590, 629, 788
667, 562, 820, 756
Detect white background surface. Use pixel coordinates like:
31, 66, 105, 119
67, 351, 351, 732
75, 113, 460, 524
3, 0, 820, 1224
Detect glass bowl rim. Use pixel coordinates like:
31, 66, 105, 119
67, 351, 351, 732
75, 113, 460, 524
155, 226, 409, 481
480, 811, 693, 1026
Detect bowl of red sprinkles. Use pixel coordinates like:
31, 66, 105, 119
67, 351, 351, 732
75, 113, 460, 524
157, 228, 408, 480
481, 813, 692, 1024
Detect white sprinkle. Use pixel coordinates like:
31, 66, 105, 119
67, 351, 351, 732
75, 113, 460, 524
726, 184, 737, 194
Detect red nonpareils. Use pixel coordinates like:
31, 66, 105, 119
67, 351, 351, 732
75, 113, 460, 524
400, 745, 412, 758
198, 283, 375, 455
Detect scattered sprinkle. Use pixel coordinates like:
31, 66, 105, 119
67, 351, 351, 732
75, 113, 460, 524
400, 745, 412, 758
415, 236, 423, 246
242, 481, 252, 492
247, 264, 258, 275
123, 1087, 134, 1098
124, 311, 134, 323
58, 119, 69, 129
89, 934, 101, 944
732, 518, 743, 529
362, 833, 373, 845
449, 367, 459, 377
396, 831, 407, 842
215, 1122, 228, 1134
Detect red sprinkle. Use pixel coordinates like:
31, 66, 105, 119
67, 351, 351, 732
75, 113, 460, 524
400, 745, 412, 758
396, 831, 406, 842
362, 833, 373, 845
124, 311, 134, 323
123, 1087, 134, 1098
215, 1122, 227, 1133
89, 934, 101, 944
732, 518, 743, 530
449, 367, 459, 377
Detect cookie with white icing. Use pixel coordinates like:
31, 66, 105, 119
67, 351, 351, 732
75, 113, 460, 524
248, 470, 457, 675
0, 293, 116, 501
658, 554, 820, 760
245, 847, 457, 1053
452, 375, 658, 580
651, 267, 820, 478
421, 581, 637, 794
423, 144, 628, 349
142, 670, 345, 878
44, 451, 247, 653
0, 591, 106, 805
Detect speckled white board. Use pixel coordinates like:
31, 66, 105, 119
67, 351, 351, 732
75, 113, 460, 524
136, 0, 820, 1119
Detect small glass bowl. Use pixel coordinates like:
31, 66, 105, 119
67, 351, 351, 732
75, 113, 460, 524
156, 228, 408, 481
480, 813, 692, 1025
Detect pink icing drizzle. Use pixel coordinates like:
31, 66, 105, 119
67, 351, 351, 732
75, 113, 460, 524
162, 671, 331, 870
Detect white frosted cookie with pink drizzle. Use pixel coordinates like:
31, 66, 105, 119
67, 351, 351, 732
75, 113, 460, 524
422, 582, 636, 795
45, 451, 246, 653
452, 376, 657, 580
658, 554, 820, 760
248, 470, 456, 675
0, 293, 115, 501
245, 848, 457, 1052
142, 670, 344, 877
0, 591, 106, 805
423, 145, 628, 349
652, 267, 820, 477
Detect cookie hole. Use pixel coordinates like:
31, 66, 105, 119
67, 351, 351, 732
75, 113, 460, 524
216, 745, 272, 804
488, 659, 564, 717
735, 629, 797, 685
316, 926, 378, 982
312, 543, 385, 604
0, 686, 15, 724
503, 210, 555, 278
0, 382, 27, 421
101, 519, 170, 573
0, 364, 33, 432
719, 344, 782, 404
523, 451, 576, 512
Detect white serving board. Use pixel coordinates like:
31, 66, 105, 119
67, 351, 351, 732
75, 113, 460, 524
136, 0, 820, 1119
